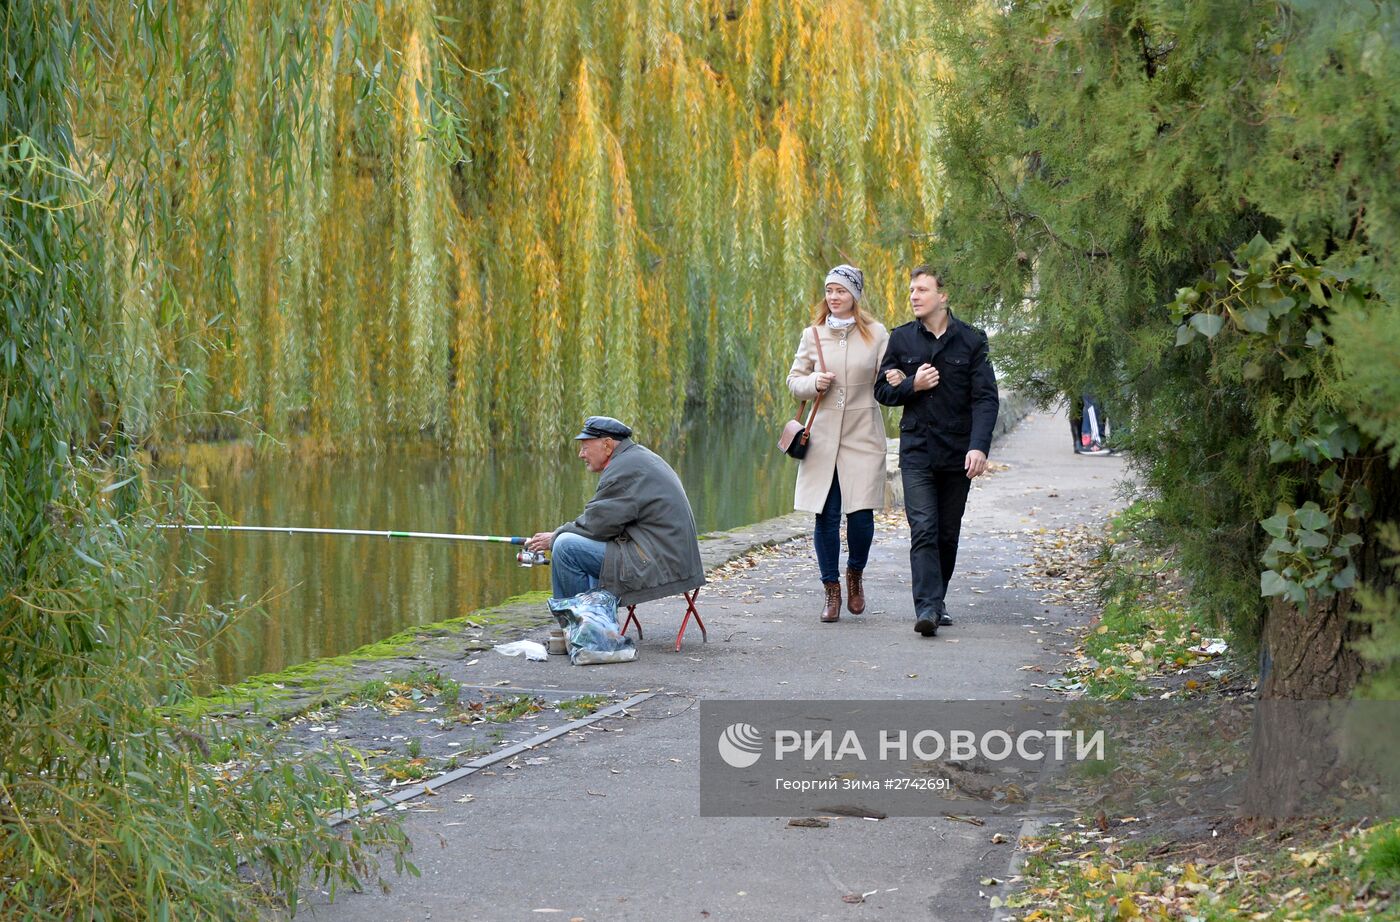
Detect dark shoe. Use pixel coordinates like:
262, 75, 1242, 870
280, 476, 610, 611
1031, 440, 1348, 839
937, 610, 954, 627
914, 612, 938, 637
845, 568, 866, 614
820, 582, 841, 623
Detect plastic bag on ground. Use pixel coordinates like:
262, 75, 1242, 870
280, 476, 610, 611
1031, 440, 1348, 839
494, 639, 548, 662
548, 589, 637, 665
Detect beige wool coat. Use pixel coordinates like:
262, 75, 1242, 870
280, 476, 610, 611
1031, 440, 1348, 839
786, 321, 890, 513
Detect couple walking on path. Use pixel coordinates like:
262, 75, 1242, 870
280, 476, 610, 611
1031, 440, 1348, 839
786, 264, 999, 635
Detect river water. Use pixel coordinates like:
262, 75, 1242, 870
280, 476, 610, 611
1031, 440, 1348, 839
172, 415, 798, 685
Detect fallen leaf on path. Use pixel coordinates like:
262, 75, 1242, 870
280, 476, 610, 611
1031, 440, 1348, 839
787, 817, 829, 828
841, 893, 865, 904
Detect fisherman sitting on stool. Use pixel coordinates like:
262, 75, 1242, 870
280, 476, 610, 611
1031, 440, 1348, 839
524, 416, 706, 607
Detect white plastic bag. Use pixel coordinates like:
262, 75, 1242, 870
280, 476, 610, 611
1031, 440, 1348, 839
493, 639, 549, 662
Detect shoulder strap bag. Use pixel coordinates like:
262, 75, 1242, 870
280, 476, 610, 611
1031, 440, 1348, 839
777, 326, 828, 460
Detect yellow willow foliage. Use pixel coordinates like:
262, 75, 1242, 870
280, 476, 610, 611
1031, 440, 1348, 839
447, 215, 485, 449
556, 62, 612, 411
397, 6, 451, 432
71, 0, 940, 453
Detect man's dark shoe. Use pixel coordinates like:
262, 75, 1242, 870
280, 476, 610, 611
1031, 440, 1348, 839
914, 612, 938, 637
937, 611, 954, 627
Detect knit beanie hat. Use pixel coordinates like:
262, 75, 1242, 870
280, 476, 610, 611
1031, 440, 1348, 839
825, 264, 864, 301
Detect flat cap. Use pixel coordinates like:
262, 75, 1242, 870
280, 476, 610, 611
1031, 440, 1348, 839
573, 416, 633, 440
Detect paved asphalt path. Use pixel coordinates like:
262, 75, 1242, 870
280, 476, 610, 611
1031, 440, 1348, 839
293, 409, 1127, 922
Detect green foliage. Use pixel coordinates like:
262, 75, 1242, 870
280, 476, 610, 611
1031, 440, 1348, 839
925, 0, 1400, 686
1352, 525, 1400, 699
1, 3, 409, 917
1260, 502, 1361, 604
1361, 822, 1400, 885
1334, 303, 1400, 467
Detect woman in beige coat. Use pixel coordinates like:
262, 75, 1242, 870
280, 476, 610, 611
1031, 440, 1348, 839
786, 264, 890, 623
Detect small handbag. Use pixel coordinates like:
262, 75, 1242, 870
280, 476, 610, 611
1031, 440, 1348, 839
778, 326, 829, 460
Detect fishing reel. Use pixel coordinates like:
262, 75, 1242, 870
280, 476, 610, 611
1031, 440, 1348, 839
516, 549, 549, 568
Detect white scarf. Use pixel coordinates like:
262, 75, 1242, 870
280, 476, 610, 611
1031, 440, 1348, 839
825, 315, 856, 331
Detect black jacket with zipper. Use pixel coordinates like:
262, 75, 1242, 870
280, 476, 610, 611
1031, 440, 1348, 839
874, 313, 999, 471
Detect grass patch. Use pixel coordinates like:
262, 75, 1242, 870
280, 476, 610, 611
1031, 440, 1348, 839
485, 695, 543, 723
556, 694, 610, 719
1054, 501, 1228, 701
444, 694, 545, 726
1075, 598, 1211, 699
378, 756, 433, 783
1007, 820, 1399, 920
343, 667, 462, 715
1364, 825, 1400, 886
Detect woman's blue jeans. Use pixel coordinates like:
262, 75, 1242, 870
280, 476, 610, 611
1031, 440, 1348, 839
814, 471, 874, 584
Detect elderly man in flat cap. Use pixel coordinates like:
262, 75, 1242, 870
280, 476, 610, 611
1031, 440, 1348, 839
524, 416, 706, 605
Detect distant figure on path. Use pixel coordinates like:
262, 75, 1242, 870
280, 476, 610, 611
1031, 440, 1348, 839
875, 267, 998, 637
1071, 393, 1112, 455
524, 417, 705, 606
786, 265, 890, 623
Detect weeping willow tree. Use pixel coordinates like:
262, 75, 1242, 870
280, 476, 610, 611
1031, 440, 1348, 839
73, 0, 939, 453
2, 3, 410, 916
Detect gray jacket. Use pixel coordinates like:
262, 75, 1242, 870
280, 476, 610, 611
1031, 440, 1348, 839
553, 439, 706, 606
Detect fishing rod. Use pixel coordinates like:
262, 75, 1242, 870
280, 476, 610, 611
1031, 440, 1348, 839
157, 524, 550, 566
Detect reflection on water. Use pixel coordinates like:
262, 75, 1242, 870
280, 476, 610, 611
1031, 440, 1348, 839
170, 415, 796, 684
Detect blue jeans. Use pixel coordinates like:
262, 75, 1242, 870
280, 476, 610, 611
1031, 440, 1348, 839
900, 465, 972, 619
551, 532, 607, 599
814, 472, 875, 584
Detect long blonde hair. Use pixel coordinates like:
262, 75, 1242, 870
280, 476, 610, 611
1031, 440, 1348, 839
810, 297, 877, 343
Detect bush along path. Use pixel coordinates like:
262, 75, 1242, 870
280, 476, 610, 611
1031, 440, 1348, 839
1000, 502, 1400, 922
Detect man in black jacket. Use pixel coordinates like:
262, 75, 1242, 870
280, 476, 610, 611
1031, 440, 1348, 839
874, 267, 999, 637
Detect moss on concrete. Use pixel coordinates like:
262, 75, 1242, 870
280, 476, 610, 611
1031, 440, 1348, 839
175, 590, 554, 720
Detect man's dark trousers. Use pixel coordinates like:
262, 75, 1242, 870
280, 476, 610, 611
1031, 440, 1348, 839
901, 465, 972, 619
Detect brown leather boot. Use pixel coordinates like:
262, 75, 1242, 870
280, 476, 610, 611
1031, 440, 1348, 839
820, 582, 841, 622
846, 568, 865, 614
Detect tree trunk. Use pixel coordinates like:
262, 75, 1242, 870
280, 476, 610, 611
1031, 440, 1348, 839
1246, 593, 1366, 818
1259, 591, 1366, 699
